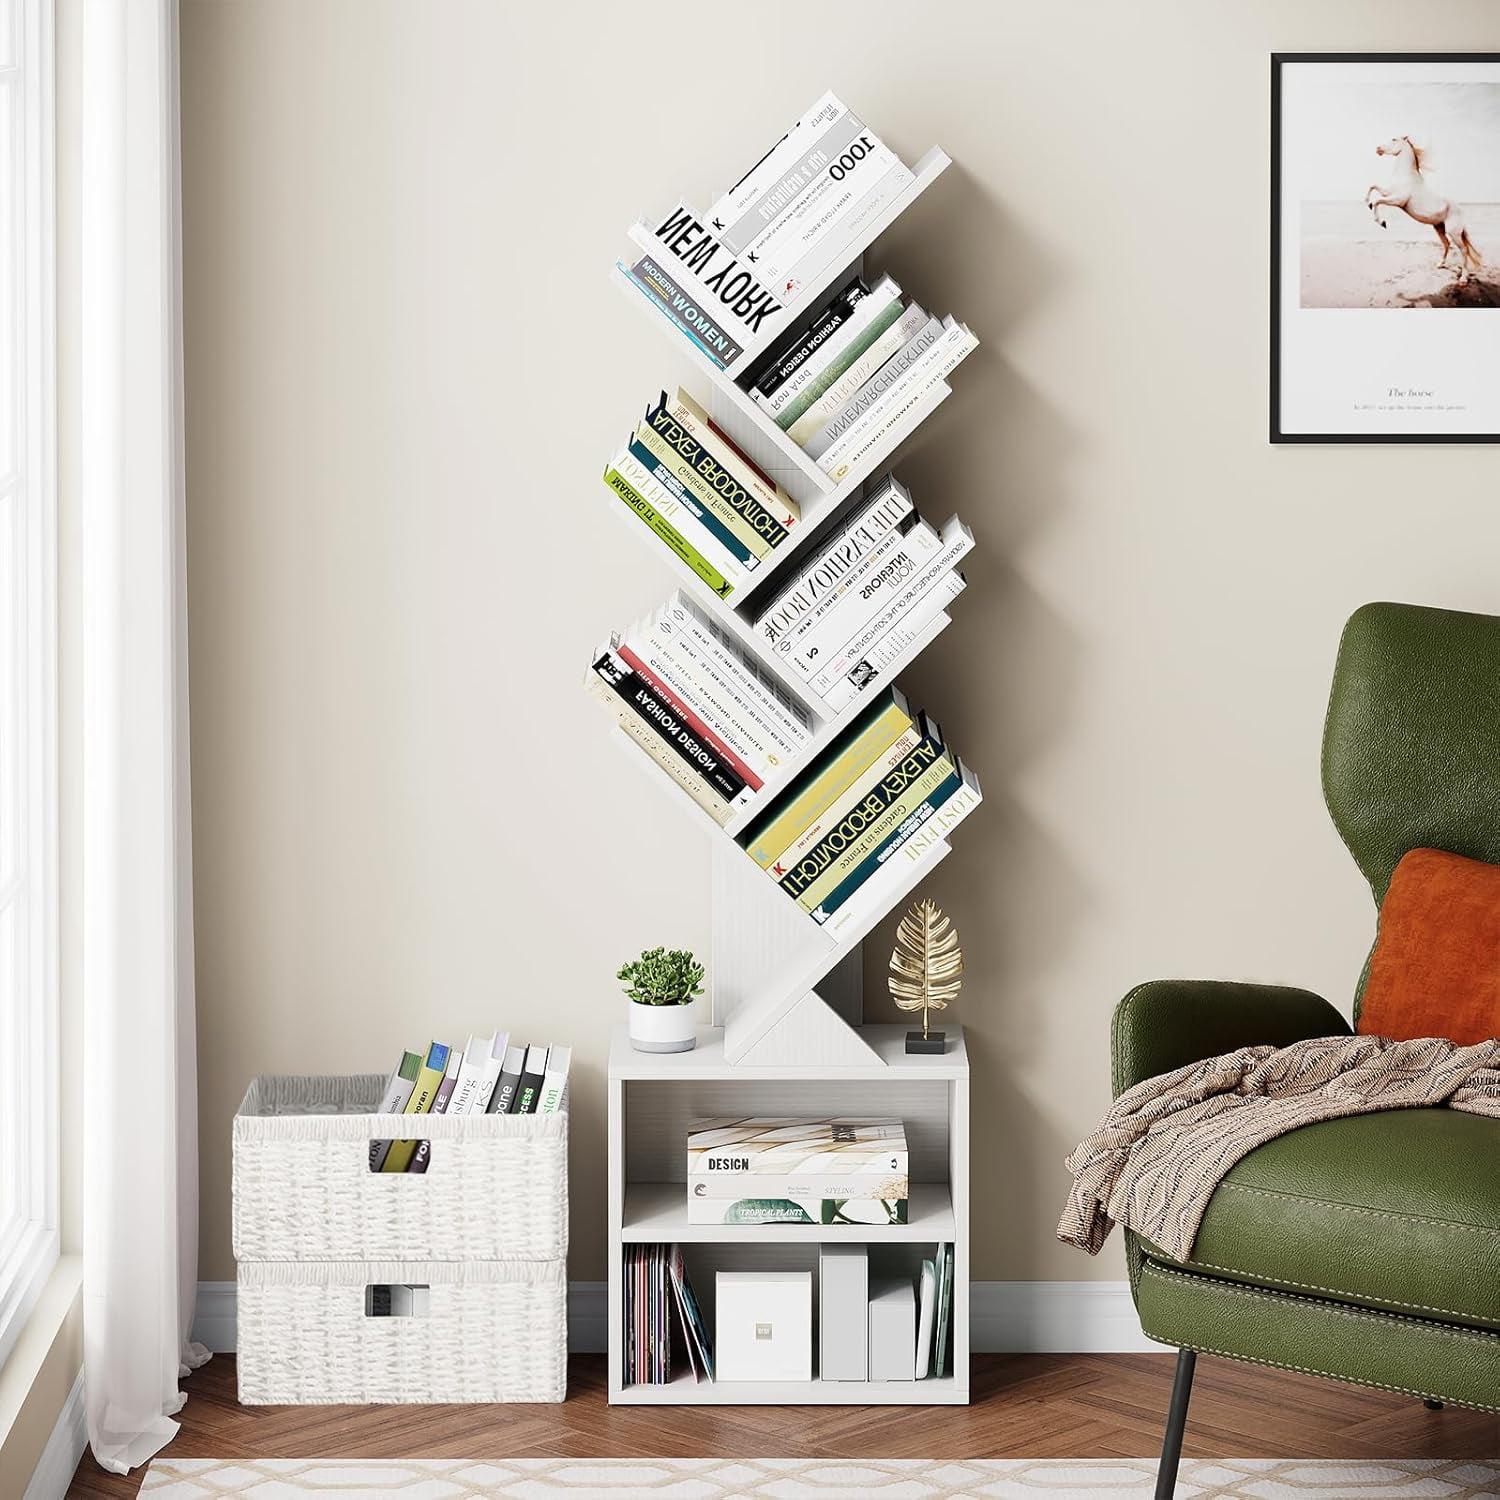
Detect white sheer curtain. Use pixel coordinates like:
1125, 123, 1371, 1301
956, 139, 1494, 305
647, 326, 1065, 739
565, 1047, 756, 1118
80, 0, 208, 1474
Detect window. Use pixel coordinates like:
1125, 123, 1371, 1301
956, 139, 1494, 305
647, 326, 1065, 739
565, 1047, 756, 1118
0, 0, 56, 1371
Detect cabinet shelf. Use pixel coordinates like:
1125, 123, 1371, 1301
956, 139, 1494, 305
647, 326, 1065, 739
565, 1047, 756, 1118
613, 1373, 969, 1406
622, 1181, 955, 1243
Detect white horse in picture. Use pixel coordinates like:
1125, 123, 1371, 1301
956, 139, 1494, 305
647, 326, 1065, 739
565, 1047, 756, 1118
1366, 135, 1483, 285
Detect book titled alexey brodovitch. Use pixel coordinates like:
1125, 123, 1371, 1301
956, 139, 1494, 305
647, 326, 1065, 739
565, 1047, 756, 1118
369, 1036, 570, 1173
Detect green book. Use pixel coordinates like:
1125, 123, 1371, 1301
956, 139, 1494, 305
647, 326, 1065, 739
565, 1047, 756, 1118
603, 466, 733, 600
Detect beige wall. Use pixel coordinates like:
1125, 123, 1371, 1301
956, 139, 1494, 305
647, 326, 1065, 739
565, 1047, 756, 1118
182, 0, 1500, 1286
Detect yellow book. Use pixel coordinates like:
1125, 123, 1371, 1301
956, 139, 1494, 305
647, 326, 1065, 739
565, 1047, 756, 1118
737, 690, 912, 868
793, 749, 956, 913
380, 1041, 450, 1173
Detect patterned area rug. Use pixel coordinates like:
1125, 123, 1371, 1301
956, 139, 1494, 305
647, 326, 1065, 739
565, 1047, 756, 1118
140, 1456, 1500, 1498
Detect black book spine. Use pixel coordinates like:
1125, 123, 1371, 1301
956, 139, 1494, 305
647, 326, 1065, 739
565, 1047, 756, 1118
592, 654, 749, 804
744, 274, 868, 397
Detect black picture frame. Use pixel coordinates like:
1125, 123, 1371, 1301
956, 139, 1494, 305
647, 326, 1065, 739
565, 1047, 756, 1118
1271, 52, 1500, 443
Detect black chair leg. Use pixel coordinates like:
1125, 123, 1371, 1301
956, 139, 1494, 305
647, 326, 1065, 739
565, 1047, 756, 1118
1155, 1348, 1197, 1500
1424, 1398, 1444, 1410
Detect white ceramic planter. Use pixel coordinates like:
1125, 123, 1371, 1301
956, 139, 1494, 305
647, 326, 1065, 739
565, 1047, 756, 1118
627, 997, 699, 1053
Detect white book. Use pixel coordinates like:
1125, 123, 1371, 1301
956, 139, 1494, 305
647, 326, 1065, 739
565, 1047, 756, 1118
752, 477, 915, 653
629, 624, 797, 773
809, 519, 974, 698
915, 1259, 937, 1379
615, 449, 754, 584
763, 158, 916, 304
707, 92, 852, 245
819, 570, 968, 714
803, 316, 948, 460
770, 510, 930, 668
448, 1032, 506, 1116
741, 142, 911, 291
787, 303, 929, 448
537, 1044, 571, 1114
784, 520, 942, 680
819, 321, 978, 481
646, 618, 807, 771
755, 276, 903, 422
661, 594, 813, 745
895, 761, 982, 869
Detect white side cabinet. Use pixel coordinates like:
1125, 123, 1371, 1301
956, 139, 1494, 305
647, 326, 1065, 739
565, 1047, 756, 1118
606, 1023, 970, 1406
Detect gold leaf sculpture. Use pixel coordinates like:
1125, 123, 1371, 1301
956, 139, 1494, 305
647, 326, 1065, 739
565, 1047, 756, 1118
888, 899, 964, 1040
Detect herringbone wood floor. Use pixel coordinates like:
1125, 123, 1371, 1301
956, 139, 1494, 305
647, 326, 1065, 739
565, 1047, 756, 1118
66, 1353, 1499, 1497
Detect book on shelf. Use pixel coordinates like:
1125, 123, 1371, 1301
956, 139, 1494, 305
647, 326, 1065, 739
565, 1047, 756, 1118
622, 93, 915, 374
686, 1117, 909, 1224
916, 1258, 938, 1379
934, 1242, 954, 1377
602, 390, 799, 603
447, 1031, 507, 1117
368, 1050, 422, 1172
624, 1243, 714, 1385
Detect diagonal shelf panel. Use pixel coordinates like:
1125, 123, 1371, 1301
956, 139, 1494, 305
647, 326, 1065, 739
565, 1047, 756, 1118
622, 146, 952, 378
611, 260, 959, 573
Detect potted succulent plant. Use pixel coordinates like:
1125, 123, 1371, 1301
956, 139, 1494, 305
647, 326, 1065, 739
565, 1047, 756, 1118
618, 946, 704, 1053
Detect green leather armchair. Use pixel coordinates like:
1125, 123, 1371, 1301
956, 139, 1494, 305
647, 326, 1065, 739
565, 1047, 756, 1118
1116, 603, 1500, 1497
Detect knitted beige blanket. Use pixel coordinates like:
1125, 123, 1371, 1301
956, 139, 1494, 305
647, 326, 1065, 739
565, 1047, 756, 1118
1058, 1034, 1500, 1262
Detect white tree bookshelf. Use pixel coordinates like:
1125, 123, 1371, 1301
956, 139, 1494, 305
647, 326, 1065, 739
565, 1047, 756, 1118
597, 121, 975, 1405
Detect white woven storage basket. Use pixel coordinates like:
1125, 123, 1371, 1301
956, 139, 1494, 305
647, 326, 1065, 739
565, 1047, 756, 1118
236, 1258, 567, 1404
233, 1074, 568, 1263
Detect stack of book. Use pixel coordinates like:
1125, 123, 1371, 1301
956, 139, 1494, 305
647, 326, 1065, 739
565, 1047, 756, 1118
737, 688, 981, 931
602, 389, 800, 603
745, 274, 977, 482
369, 1036, 570, 1173
585, 592, 812, 827
686, 1117, 909, 1227
623, 93, 915, 374
750, 475, 971, 712
624, 1243, 714, 1385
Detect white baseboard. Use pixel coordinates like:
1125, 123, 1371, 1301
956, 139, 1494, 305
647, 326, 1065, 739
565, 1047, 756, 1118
193, 1279, 1157, 1356
23, 1370, 86, 1500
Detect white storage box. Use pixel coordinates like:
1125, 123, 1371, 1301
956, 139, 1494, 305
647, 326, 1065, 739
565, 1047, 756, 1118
234, 1074, 567, 1263
715, 1270, 812, 1381
236, 1259, 567, 1405
233, 1074, 568, 1404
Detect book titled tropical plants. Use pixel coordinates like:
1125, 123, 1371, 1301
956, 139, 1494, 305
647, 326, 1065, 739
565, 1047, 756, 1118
368, 1033, 571, 1173
685, 1117, 909, 1225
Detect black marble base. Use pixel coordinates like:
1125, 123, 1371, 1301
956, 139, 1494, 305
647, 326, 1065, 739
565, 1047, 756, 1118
905, 1029, 946, 1054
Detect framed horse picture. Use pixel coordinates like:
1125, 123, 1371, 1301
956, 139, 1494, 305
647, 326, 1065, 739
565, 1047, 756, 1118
1272, 53, 1500, 442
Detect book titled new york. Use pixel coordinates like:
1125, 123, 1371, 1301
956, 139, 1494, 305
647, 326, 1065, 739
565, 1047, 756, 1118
368, 1050, 422, 1172
380, 1041, 449, 1173
515, 1044, 549, 1114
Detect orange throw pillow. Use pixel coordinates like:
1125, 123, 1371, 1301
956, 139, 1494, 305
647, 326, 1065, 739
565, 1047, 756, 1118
1359, 847, 1500, 1045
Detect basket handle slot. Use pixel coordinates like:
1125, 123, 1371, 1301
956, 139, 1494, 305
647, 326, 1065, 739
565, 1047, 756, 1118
364, 1284, 430, 1318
